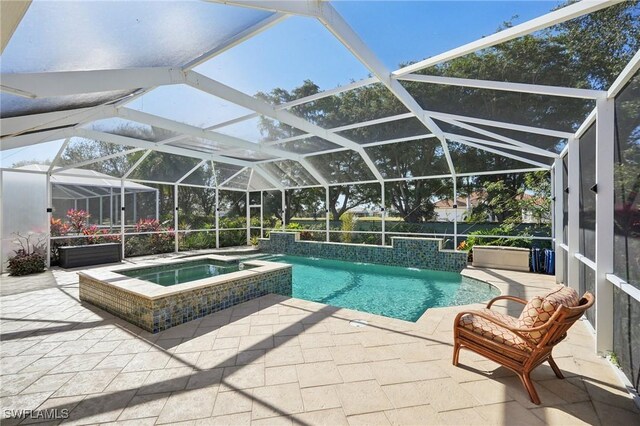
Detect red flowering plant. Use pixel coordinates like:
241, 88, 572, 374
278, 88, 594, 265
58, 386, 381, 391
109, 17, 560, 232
50, 218, 70, 236
82, 225, 121, 244
66, 209, 90, 233
125, 218, 174, 256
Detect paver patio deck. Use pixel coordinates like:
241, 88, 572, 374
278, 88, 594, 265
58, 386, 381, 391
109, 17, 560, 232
1, 254, 638, 425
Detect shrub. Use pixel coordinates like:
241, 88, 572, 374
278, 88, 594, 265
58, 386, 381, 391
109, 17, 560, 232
8, 233, 46, 276
340, 212, 356, 243
50, 218, 70, 236
66, 209, 90, 233
125, 219, 174, 256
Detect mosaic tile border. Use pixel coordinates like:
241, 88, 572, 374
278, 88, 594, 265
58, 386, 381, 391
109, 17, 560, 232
259, 232, 468, 272
79, 259, 292, 333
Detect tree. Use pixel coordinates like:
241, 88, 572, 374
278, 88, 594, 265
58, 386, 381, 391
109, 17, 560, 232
253, 1, 639, 224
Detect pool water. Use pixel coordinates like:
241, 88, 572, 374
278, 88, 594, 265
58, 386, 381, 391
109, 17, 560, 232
120, 260, 251, 286
258, 254, 499, 322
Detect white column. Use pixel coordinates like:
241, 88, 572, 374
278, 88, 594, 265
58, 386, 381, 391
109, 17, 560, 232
453, 178, 458, 250
281, 190, 286, 230
85, 198, 89, 226
99, 195, 103, 226
246, 191, 250, 246
381, 182, 386, 246
567, 137, 580, 293
109, 188, 114, 232
595, 98, 614, 354
155, 190, 160, 221
553, 158, 565, 284
260, 191, 264, 239
120, 179, 125, 258
46, 173, 51, 268
215, 188, 220, 249
325, 187, 330, 242
133, 192, 137, 223
174, 185, 179, 253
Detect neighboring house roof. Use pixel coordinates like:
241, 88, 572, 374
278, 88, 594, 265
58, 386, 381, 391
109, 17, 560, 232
434, 192, 485, 209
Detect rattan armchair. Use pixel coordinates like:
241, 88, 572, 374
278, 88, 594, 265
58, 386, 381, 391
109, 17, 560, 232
453, 287, 594, 404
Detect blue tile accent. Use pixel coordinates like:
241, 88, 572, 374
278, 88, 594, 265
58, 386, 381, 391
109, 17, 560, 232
259, 232, 467, 272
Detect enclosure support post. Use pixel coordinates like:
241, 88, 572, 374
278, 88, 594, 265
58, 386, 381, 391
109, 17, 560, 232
120, 179, 125, 259
215, 188, 220, 249
246, 191, 250, 246
567, 136, 580, 293
155, 190, 159, 221
174, 184, 179, 253
110, 188, 113, 233
325, 187, 330, 242
553, 158, 564, 284
99, 195, 103, 227
85, 198, 89, 227
595, 98, 614, 355
381, 182, 385, 246
133, 193, 137, 224
260, 191, 264, 239
74, 199, 78, 210
453, 178, 458, 250
281, 190, 286, 230
46, 173, 51, 268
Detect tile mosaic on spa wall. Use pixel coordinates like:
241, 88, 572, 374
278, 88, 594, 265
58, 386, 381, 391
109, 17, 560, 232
80, 267, 292, 333
259, 232, 468, 272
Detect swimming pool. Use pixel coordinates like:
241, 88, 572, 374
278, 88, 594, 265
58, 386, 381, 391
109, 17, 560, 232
257, 254, 499, 322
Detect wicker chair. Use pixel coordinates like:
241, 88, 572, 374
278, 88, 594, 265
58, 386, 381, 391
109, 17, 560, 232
453, 286, 594, 405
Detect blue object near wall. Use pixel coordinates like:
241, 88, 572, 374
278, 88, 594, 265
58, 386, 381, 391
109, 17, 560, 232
530, 248, 555, 275
259, 232, 468, 272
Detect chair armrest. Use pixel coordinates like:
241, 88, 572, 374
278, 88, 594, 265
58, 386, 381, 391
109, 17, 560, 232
486, 295, 528, 309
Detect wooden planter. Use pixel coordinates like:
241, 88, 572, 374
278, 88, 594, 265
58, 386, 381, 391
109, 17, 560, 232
472, 245, 530, 272
58, 243, 122, 269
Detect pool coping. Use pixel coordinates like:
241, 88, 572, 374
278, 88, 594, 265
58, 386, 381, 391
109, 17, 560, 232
78, 254, 291, 300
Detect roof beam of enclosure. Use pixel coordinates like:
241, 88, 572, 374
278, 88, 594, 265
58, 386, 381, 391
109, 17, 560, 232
117, 107, 301, 161
443, 133, 556, 159
315, 1, 455, 177
204, 1, 321, 16
396, 74, 607, 100
608, 47, 640, 98
0, 128, 70, 150
0, 68, 183, 98
1, 105, 115, 140
176, 159, 207, 184
447, 135, 551, 169
71, 128, 254, 168
54, 147, 146, 175
252, 164, 283, 190
393, 0, 623, 76
436, 117, 560, 159
117, 107, 327, 186
184, 70, 384, 182
206, 76, 378, 131
425, 110, 573, 139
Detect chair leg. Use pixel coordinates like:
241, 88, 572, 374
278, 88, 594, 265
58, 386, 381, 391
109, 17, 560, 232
518, 371, 541, 405
547, 355, 564, 379
452, 341, 461, 366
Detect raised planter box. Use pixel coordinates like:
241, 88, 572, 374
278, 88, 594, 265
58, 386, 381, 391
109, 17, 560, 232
472, 245, 530, 272
59, 243, 122, 268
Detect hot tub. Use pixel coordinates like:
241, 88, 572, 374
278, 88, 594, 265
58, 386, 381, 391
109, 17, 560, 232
78, 255, 292, 333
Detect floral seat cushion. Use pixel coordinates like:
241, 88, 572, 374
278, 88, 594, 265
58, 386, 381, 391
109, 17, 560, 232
459, 308, 532, 352
517, 285, 580, 343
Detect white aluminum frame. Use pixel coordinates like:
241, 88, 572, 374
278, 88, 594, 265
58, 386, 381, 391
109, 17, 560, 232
0, 1, 638, 373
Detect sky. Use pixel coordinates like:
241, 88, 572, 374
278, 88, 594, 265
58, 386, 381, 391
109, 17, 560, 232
1, 0, 562, 169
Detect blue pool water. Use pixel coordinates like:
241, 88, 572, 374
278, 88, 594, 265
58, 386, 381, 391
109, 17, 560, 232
257, 254, 499, 322
120, 260, 252, 286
